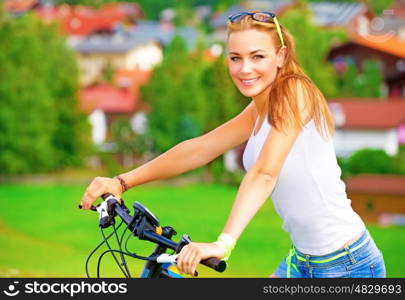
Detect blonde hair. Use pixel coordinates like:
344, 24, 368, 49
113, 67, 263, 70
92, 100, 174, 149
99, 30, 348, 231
227, 15, 335, 138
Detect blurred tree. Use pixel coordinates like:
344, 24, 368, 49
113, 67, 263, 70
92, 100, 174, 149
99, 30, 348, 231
280, 4, 346, 98
0, 13, 90, 174
211, 0, 241, 12
362, 60, 384, 97
0, 15, 55, 174
339, 60, 384, 98
0, 3, 4, 26
125, 0, 176, 20
394, 145, 405, 175
110, 118, 137, 169
173, 1, 196, 27
339, 61, 360, 97
345, 148, 396, 176
141, 35, 193, 153
37, 20, 91, 169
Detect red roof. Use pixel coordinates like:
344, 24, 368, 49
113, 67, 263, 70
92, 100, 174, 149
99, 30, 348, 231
80, 69, 153, 114
5, 0, 38, 13
115, 69, 153, 87
62, 13, 124, 36
353, 34, 405, 59
345, 174, 405, 195
35, 5, 91, 23
80, 84, 135, 113
330, 99, 405, 129
34, 3, 142, 36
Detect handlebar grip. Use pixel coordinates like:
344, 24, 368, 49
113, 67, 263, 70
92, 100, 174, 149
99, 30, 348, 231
78, 193, 114, 211
201, 257, 227, 272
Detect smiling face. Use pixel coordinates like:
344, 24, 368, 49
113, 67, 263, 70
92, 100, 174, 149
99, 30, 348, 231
227, 29, 285, 98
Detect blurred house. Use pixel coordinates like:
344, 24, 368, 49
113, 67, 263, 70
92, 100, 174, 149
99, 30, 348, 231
373, 0, 405, 41
329, 100, 405, 157
308, 1, 374, 36
209, 1, 373, 42
79, 69, 152, 146
210, 0, 295, 42
69, 33, 162, 87
344, 174, 405, 225
67, 18, 198, 87
34, 2, 144, 36
127, 20, 199, 50
328, 34, 405, 97
4, 0, 39, 16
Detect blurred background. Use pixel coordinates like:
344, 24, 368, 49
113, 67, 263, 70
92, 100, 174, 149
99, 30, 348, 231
0, 0, 404, 278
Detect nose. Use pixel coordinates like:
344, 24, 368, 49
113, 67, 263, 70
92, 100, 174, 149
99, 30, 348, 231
240, 58, 253, 74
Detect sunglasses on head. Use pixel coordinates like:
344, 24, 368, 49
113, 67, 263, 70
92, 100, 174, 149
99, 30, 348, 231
228, 11, 285, 48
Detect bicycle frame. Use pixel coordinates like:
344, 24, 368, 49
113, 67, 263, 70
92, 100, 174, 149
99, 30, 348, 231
139, 226, 183, 278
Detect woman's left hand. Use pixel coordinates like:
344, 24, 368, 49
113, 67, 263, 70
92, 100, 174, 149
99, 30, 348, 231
176, 242, 226, 276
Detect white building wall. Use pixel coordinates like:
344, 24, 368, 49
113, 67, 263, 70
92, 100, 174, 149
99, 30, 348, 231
333, 129, 398, 157
77, 55, 105, 86
224, 149, 240, 172
76, 43, 162, 86
125, 42, 163, 70
88, 109, 107, 145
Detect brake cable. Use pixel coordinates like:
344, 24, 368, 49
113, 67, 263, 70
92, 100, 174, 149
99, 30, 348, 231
96, 249, 150, 278
99, 226, 130, 278
85, 220, 124, 278
112, 222, 132, 277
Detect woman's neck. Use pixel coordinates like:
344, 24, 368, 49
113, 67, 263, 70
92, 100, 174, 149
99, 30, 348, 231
252, 86, 270, 118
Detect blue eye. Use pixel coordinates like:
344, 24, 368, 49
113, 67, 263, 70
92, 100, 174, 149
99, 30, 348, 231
253, 55, 264, 59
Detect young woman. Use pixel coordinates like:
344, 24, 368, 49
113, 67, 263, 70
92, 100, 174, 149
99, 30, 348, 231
80, 11, 386, 278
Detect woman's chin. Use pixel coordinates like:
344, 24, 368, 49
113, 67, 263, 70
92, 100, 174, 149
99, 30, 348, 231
238, 87, 262, 97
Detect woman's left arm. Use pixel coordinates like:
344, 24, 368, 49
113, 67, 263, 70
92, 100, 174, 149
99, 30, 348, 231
177, 85, 311, 276
220, 121, 302, 240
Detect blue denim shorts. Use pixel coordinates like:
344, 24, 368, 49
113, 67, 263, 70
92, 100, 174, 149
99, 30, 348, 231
274, 230, 386, 278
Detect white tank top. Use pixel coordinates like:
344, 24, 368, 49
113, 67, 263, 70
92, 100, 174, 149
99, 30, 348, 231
242, 116, 365, 255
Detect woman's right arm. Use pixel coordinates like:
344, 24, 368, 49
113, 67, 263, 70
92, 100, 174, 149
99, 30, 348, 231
80, 101, 256, 209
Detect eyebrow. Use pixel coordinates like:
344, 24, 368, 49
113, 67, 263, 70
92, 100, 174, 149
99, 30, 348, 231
228, 49, 266, 55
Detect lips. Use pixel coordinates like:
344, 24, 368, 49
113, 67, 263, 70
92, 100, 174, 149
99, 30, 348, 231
240, 77, 259, 86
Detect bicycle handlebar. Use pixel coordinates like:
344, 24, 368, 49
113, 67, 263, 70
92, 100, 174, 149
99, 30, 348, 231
80, 193, 226, 274
141, 228, 226, 272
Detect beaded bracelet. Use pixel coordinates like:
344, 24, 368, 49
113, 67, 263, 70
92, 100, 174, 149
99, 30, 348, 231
114, 175, 129, 193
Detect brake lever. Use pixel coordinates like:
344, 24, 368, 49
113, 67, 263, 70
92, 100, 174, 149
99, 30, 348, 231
78, 200, 114, 228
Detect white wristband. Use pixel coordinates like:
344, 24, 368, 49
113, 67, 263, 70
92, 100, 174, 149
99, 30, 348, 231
214, 233, 236, 261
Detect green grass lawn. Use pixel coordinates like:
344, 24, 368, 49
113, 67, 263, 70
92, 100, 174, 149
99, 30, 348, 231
0, 183, 404, 277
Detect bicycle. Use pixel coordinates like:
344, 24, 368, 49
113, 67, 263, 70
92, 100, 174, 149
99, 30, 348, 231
79, 193, 227, 278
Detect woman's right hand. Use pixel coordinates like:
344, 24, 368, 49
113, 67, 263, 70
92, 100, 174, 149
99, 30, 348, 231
80, 177, 123, 210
